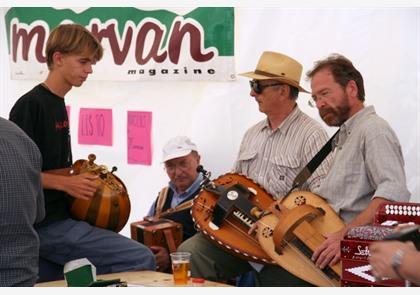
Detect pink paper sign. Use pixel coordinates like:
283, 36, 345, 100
78, 108, 113, 146
127, 111, 152, 165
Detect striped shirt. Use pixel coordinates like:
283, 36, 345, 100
317, 106, 410, 223
233, 106, 331, 199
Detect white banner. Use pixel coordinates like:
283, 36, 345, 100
5, 7, 235, 81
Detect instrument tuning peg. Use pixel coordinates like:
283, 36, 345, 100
196, 165, 205, 173
197, 165, 211, 178
197, 165, 214, 189
88, 154, 96, 165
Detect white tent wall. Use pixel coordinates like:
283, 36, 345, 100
0, 7, 419, 238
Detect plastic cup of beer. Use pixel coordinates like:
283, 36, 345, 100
170, 252, 191, 285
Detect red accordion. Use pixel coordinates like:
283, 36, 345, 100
340, 201, 420, 287
374, 202, 420, 225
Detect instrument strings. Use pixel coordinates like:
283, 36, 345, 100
194, 201, 215, 212
282, 236, 340, 281
219, 216, 261, 244
284, 239, 335, 285
256, 221, 339, 282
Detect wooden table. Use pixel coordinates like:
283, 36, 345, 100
35, 270, 232, 287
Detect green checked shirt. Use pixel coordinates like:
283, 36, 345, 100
317, 106, 411, 223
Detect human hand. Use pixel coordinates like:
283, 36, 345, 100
311, 228, 346, 269
150, 246, 170, 272
395, 223, 417, 231
64, 172, 99, 200
369, 240, 415, 280
248, 220, 260, 235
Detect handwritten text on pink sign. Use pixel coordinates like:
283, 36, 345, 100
127, 111, 152, 165
78, 108, 113, 146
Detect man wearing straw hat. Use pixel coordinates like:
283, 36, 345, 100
178, 51, 331, 286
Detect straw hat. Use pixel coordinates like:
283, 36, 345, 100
239, 51, 309, 93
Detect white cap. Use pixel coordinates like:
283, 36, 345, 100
162, 136, 198, 163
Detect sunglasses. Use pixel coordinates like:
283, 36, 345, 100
249, 80, 283, 94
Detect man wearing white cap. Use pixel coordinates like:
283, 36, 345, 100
146, 136, 202, 271
178, 51, 332, 286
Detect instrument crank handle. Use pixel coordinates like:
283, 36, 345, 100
250, 207, 271, 219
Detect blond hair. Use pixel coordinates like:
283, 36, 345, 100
45, 23, 103, 69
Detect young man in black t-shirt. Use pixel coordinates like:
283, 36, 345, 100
9, 23, 155, 282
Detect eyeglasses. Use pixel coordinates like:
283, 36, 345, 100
308, 89, 331, 108
249, 80, 283, 94
164, 160, 192, 174
308, 98, 316, 108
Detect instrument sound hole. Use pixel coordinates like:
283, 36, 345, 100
294, 195, 306, 206
262, 227, 273, 238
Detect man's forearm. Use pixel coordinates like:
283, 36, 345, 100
41, 171, 67, 191
344, 197, 388, 230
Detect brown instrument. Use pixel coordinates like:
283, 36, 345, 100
130, 218, 183, 253
191, 171, 277, 264
45, 154, 130, 232
256, 191, 345, 286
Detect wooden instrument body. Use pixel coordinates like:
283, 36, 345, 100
70, 157, 130, 232
130, 218, 183, 253
257, 191, 345, 286
46, 154, 130, 232
191, 173, 277, 264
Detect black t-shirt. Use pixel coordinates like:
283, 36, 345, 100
9, 84, 72, 227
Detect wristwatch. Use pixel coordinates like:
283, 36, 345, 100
391, 249, 405, 279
